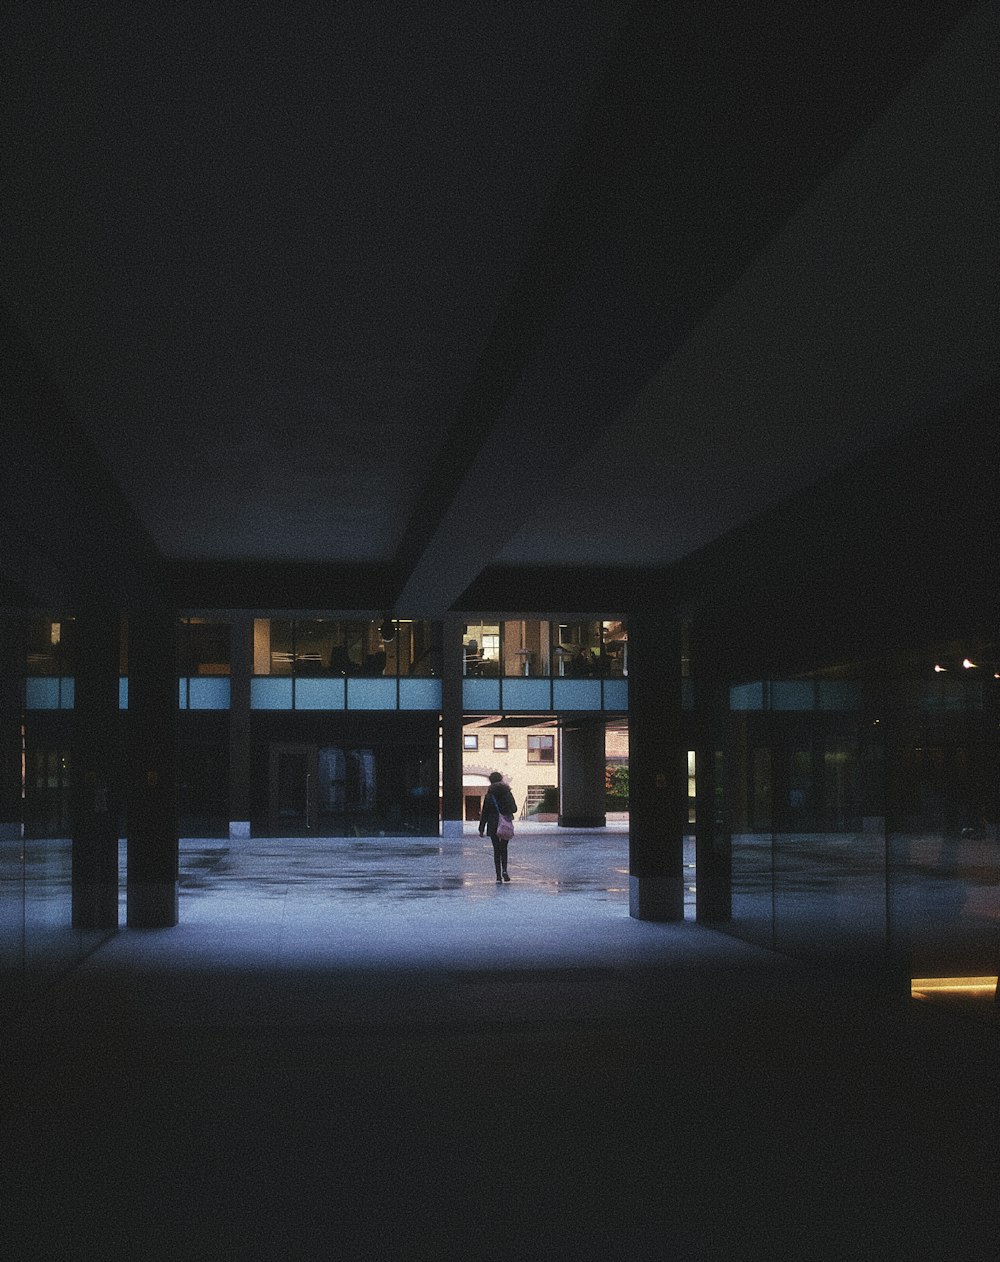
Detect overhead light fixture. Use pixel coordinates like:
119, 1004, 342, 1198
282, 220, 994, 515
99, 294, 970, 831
379, 616, 396, 642
933, 664, 947, 673
962, 658, 977, 669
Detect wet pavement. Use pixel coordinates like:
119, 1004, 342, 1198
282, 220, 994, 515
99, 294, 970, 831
4, 826, 996, 1260
110, 824, 697, 978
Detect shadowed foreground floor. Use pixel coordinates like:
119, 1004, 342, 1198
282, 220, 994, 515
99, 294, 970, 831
3, 830, 997, 1260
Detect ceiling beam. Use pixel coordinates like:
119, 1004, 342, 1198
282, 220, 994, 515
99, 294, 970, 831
390, 2, 980, 617
0, 300, 168, 608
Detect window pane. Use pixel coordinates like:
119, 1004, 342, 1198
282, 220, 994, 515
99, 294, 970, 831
294, 620, 336, 675
603, 679, 628, 710
730, 682, 765, 711
463, 735, 478, 750
554, 621, 602, 677
346, 678, 396, 710
463, 679, 500, 711
179, 619, 231, 676
503, 620, 551, 677
553, 679, 601, 710
188, 677, 231, 709
398, 678, 442, 709
463, 623, 500, 677
398, 621, 440, 677
501, 678, 551, 711
337, 620, 389, 677
601, 621, 627, 676
25, 617, 73, 676
267, 620, 295, 675
24, 678, 60, 709
527, 735, 554, 764
294, 677, 346, 710
770, 681, 816, 711
251, 677, 294, 709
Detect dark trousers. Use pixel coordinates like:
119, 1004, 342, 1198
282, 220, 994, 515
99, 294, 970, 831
489, 833, 509, 876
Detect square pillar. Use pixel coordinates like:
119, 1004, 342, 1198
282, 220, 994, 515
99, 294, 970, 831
0, 618, 24, 842
228, 613, 252, 840
71, 602, 121, 930
691, 630, 731, 923
558, 718, 607, 828
126, 606, 178, 927
440, 615, 464, 839
628, 615, 686, 920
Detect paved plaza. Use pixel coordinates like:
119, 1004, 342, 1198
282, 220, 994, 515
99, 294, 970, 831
3, 826, 997, 1260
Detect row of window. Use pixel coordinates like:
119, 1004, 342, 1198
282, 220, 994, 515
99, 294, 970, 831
21, 678, 624, 717
463, 620, 627, 678
16, 618, 627, 681
462, 733, 555, 762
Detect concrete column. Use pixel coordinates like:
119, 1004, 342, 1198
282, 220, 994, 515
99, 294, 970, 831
228, 612, 252, 840
628, 614, 686, 920
126, 606, 178, 927
71, 602, 121, 930
693, 666, 731, 923
440, 615, 464, 839
558, 718, 606, 828
0, 618, 24, 842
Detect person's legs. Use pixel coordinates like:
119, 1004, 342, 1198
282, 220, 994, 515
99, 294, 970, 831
490, 834, 503, 881
499, 838, 510, 880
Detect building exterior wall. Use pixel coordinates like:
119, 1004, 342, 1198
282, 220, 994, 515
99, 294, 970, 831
462, 719, 629, 823
461, 721, 559, 821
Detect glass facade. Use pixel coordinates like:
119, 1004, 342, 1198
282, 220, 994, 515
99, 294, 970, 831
251, 619, 441, 708
253, 618, 439, 678
463, 620, 627, 679
1, 614, 112, 1020
3, 603, 625, 1016
554, 620, 625, 678
718, 637, 1000, 978
177, 618, 231, 677
251, 714, 439, 837
458, 619, 628, 713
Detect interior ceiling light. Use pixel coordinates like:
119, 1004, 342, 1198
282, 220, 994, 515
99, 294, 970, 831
962, 658, 977, 668
933, 664, 947, 672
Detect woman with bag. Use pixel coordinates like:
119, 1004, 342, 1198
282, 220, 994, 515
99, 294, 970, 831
478, 770, 517, 883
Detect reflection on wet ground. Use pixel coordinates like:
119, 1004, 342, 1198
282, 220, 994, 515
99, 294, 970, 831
101, 824, 702, 976
121, 823, 642, 912
7, 830, 997, 1258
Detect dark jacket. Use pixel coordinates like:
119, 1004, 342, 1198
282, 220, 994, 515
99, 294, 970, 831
479, 783, 517, 835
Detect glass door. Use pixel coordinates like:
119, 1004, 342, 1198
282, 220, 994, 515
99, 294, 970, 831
267, 743, 318, 835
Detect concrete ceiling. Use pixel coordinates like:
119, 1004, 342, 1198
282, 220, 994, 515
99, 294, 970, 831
0, 3, 992, 614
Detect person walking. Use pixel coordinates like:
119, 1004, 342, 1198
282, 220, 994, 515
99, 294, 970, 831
479, 770, 517, 883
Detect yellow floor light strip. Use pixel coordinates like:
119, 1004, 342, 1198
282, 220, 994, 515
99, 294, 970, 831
911, 976, 998, 1000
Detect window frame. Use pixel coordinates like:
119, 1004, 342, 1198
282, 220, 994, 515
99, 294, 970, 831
527, 734, 555, 764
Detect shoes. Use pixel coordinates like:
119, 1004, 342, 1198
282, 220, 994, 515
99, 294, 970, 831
496, 876, 502, 883
502, 872, 511, 882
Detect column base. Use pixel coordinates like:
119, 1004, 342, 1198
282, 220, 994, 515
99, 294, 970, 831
0, 821, 22, 841
629, 875, 684, 921
441, 819, 465, 839
127, 881, 178, 928
72, 882, 119, 931
558, 814, 606, 828
229, 820, 251, 840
